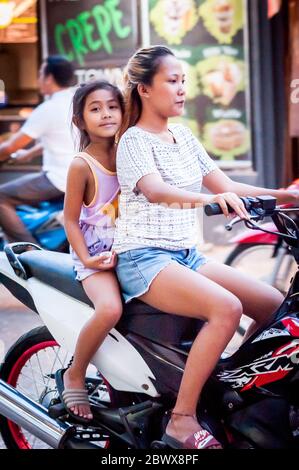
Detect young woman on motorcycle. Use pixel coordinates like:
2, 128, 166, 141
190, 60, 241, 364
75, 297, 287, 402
112, 45, 299, 449
57, 80, 124, 423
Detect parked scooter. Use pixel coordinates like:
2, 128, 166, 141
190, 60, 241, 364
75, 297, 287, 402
0, 196, 299, 449
0, 198, 68, 252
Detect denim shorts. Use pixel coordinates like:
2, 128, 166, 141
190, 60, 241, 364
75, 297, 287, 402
116, 247, 209, 303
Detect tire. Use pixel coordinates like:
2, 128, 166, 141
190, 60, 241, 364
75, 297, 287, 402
0, 326, 131, 449
225, 242, 296, 294
225, 243, 276, 269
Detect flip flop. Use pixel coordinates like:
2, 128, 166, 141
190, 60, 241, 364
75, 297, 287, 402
162, 428, 222, 449
55, 368, 93, 425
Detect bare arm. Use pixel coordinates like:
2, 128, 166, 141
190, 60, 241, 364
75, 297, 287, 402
203, 167, 299, 205
136, 172, 249, 219
64, 159, 116, 270
0, 131, 33, 162
137, 173, 210, 208
64, 158, 91, 264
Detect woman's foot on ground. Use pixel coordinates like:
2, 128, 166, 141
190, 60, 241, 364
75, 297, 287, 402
63, 368, 93, 420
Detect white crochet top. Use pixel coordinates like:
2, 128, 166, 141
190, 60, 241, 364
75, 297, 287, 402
113, 124, 217, 253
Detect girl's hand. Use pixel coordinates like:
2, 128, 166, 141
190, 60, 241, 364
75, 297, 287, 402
283, 189, 299, 205
84, 251, 118, 270
207, 192, 250, 219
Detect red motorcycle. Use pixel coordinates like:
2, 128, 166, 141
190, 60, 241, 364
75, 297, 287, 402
225, 179, 299, 336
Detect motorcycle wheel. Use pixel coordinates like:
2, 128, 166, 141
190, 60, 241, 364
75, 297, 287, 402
225, 242, 296, 337
225, 242, 296, 295
0, 326, 128, 449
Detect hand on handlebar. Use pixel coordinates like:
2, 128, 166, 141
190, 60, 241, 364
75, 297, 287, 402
286, 189, 299, 205
8, 149, 28, 164
207, 192, 250, 219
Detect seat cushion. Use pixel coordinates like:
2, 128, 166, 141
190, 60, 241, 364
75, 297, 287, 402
19, 250, 92, 306
19, 250, 203, 349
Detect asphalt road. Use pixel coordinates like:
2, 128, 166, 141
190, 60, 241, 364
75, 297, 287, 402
0, 286, 42, 449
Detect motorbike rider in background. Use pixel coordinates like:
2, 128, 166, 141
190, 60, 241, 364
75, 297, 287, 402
0, 55, 76, 244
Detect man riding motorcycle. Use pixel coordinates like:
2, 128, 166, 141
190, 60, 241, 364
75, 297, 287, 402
0, 55, 76, 244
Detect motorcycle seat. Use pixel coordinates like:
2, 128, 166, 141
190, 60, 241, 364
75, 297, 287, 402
19, 249, 93, 306
18, 249, 203, 350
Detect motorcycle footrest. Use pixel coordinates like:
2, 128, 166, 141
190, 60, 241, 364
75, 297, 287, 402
118, 400, 161, 449
48, 402, 68, 419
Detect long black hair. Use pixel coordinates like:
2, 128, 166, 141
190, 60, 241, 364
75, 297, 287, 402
72, 80, 125, 151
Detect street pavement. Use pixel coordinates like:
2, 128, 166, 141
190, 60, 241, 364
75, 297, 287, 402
0, 244, 239, 449
0, 287, 42, 449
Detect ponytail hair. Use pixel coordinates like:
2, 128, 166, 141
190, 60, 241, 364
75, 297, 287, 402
119, 45, 174, 139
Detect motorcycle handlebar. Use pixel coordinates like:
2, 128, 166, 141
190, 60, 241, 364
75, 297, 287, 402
204, 202, 234, 216
204, 196, 252, 216
204, 195, 299, 252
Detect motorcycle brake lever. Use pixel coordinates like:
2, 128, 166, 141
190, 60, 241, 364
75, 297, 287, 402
225, 214, 261, 231
225, 216, 244, 231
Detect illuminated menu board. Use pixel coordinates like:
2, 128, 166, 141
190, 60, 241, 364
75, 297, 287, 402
0, 0, 38, 43
40, 0, 138, 85
149, 0, 251, 167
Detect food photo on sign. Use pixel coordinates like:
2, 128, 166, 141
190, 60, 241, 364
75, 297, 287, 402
148, 0, 251, 168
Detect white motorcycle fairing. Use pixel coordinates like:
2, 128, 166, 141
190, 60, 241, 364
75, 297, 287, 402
0, 253, 158, 397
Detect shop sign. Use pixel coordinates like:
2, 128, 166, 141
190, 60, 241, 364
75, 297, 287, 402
148, 0, 251, 167
40, 0, 138, 85
0, 0, 37, 43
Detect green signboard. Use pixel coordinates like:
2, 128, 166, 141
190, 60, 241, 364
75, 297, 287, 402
40, 0, 138, 84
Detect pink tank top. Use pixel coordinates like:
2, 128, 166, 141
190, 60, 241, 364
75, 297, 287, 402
71, 152, 119, 258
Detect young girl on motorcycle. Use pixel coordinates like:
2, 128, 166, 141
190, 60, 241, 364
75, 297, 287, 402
113, 46, 299, 449
56, 80, 124, 423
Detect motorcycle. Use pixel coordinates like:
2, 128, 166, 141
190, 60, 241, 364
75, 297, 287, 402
0, 195, 299, 449
225, 180, 299, 336
225, 179, 299, 295
0, 198, 68, 252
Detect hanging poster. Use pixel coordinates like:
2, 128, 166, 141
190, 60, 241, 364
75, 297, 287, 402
149, 0, 251, 167
0, 0, 37, 43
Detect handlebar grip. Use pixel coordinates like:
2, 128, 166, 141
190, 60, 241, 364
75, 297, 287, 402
204, 197, 251, 216
204, 203, 235, 216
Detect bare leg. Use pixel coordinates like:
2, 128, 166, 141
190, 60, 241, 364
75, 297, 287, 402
138, 262, 242, 446
198, 261, 284, 341
63, 271, 122, 419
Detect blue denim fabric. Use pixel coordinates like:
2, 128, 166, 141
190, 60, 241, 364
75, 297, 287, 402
116, 247, 209, 303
